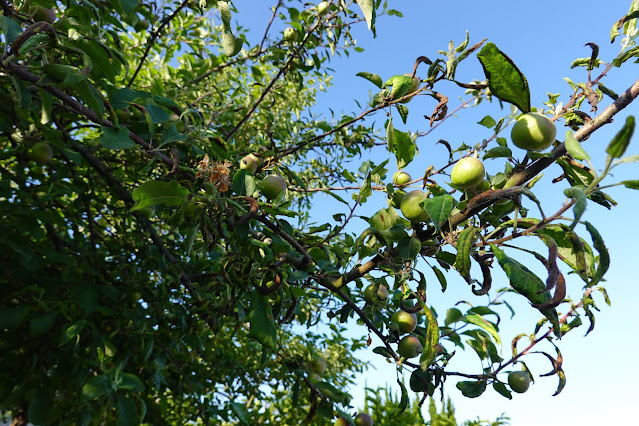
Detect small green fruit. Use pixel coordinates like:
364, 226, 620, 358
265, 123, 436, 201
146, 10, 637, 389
283, 27, 298, 42
508, 371, 530, 393
308, 372, 321, 383
261, 175, 287, 200
363, 283, 388, 305
391, 311, 418, 334
511, 112, 556, 151
450, 157, 485, 189
400, 190, 429, 223
134, 19, 150, 31
334, 418, 349, 426
397, 335, 423, 359
240, 154, 260, 173
28, 142, 53, 164
399, 73, 420, 104
311, 357, 326, 375
317, 1, 330, 15
31, 6, 56, 24
393, 171, 412, 186
354, 412, 374, 426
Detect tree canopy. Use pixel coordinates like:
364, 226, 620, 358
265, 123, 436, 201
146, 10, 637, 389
1, 0, 639, 424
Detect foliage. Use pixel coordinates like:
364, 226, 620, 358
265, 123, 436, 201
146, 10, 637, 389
1, 0, 639, 424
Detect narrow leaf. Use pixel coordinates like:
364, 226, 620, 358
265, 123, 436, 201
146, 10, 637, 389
564, 130, 590, 161
455, 227, 479, 283
606, 115, 635, 159
356, 71, 383, 88
248, 290, 277, 350
477, 42, 531, 113
420, 305, 440, 371
355, 0, 376, 34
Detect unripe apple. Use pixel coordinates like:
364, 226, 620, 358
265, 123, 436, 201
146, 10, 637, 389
134, 19, 150, 31
397, 335, 423, 358
391, 311, 418, 334
510, 112, 556, 152
363, 283, 388, 306
393, 171, 411, 186
28, 142, 53, 164
400, 190, 429, 223
30, 6, 56, 24
261, 175, 286, 200
283, 27, 298, 42
399, 73, 421, 104
508, 371, 530, 393
317, 1, 330, 15
450, 157, 485, 189
334, 418, 349, 426
354, 412, 374, 426
239, 154, 261, 174
311, 356, 327, 375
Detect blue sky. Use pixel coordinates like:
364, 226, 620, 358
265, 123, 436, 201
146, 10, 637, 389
235, 1, 639, 424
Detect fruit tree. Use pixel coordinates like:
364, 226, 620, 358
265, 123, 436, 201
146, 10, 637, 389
1, 0, 639, 425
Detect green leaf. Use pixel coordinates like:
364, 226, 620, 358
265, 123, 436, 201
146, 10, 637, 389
116, 393, 138, 426
97, 126, 135, 150
606, 116, 635, 159
564, 130, 590, 161
384, 74, 414, 101
30, 312, 56, 336
464, 313, 502, 349
232, 169, 257, 196
444, 308, 463, 326
0, 15, 23, 44
584, 221, 609, 286
622, 179, 639, 189
396, 104, 409, 124
493, 381, 512, 400
397, 236, 421, 261
356, 71, 383, 88
0, 307, 28, 329
455, 227, 479, 283
423, 195, 455, 232
314, 381, 349, 405
563, 187, 587, 230
73, 80, 105, 121
432, 265, 447, 292
390, 379, 409, 418
369, 207, 403, 231
28, 388, 55, 424
62, 320, 86, 344
477, 42, 531, 113
248, 291, 277, 350
131, 180, 188, 211
491, 245, 560, 336
119, 373, 144, 393
82, 375, 110, 401
483, 146, 512, 160
389, 127, 415, 169
456, 380, 486, 398
355, 0, 376, 35
420, 305, 440, 371
477, 115, 496, 128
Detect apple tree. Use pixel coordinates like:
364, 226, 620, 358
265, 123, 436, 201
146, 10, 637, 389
1, 0, 639, 424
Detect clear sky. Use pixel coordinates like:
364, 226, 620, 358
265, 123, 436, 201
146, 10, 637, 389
235, 1, 639, 425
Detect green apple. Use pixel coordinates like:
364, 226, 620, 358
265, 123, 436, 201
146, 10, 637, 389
363, 283, 388, 306
317, 1, 330, 15
397, 335, 423, 359
134, 19, 150, 31
391, 311, 418, 334
334, 419, 349, 426
283, 27, 298, 42
354, 412, 374, 426
261, 175, 287, 200
399, 73, 421, 104
451, 157, 485, 189
510, 112, 556, 151
393, 171, 412, 186
310, 357, 326, 375
28, 142, 53, 164
400, 190, 429, 223
239, 154, 261, 174
508, 371, 530, 393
